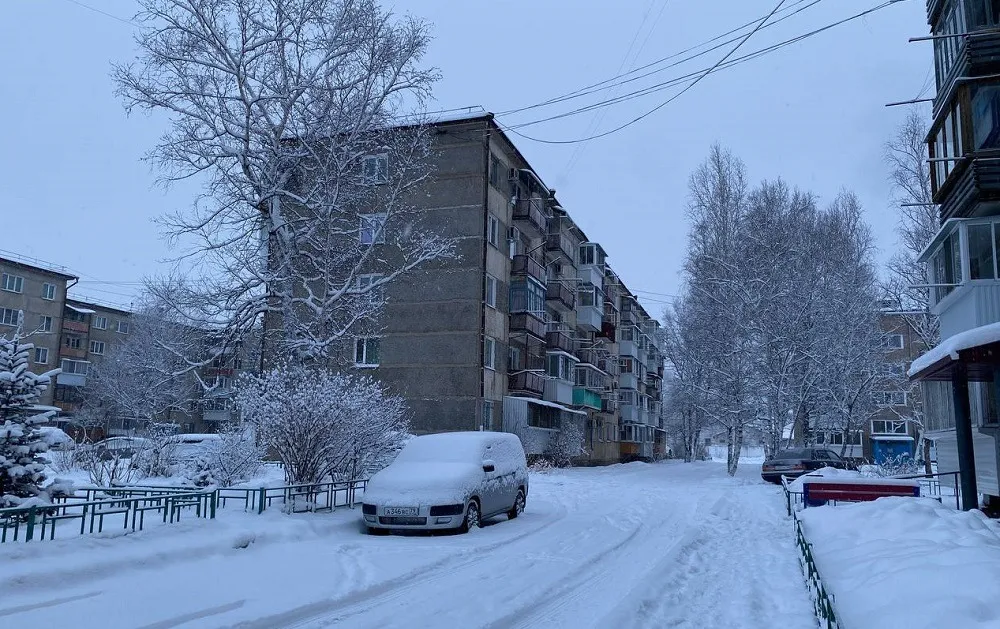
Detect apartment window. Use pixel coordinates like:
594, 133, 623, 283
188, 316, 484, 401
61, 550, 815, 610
0, 308, 16, 326
931, 232, 962, 302
362, 153, 389, 185
578, 284, 600, 308
360, 213, 387, 245
546, 353, 573, 380
509, 346, 522, 371
34, 347, 48, 364
355, 274, 384, 300
969, 223, 997, 279
355, 337, 380, 367
60, 359, 89, 375
489, 153, 507, 190
64, 336, 82, 350
38, 315, 52, 333
117, 320, 130, 334
930, 99, 964, 193
214, 375, 230, 389
872, 419, 908, 434
619, 357, 635, 374
42, 283, 56, 300
872, 391, 907, 407
485, 275, 498, 308
2, 273, 24, 293
882, 334, 904, 350
484, 337, 497, 370
883, 362, 907, 378
509, 280, 545, 315
93, 316, 108, 330
89, 340, 105, 355
933, 1, 967, 86
483, 400, 495, 430
487, 214, 500, 247
969, 1, 1000, 28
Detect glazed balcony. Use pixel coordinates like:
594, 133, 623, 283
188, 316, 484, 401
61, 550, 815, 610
513, 198, 548, 234
511, 254, 547, 285
573, 387, 602, 410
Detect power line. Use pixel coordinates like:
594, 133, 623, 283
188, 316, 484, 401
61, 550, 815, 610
499, 0, 907, 144
500, 0, 791, 145
57, 0, 139, 26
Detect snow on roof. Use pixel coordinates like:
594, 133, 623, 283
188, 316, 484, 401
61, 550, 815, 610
908, 321, 1000, 377
869, 435, 915, 442
66, 304, 96, 314
507, 396, 588, 416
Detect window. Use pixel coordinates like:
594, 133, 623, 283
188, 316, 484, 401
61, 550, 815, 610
360, 213, 387, 245
969, 1, 1000, 29
883, 362, 907, 378
578, 284, 600, 308
970, 223, 997, 279
485, 275, 498, 308
815, 432, 825, 444
509, 280, 545, 315
355, 337, 380, 366
483, 400, 495, 430
872, 391, 907, 406
213, 375, 230, 389
38, 315, 52, 333
64, 336, 82, 350
489, 153, 507, 190
93, 316, 108, 330
362, 154, 389, 185
60, 359, 89, 375
354, 274, 384, 300
42, 283, 56, 300
872, 419, 909, 434
972, 84, 1000, 150
484, 337, 497, 370
930, 100, 964, 192
0, 308, 16, 326
882, 334, 904, 350
89, 340, 105, 355
34, 347, 48, 364
546, 353, 573, 380
620, 357, 635, 374
117, 320, 130, 334
848, 431, 863, 445
487, 214, 500, 247
509, 346, 522, 371
933, 1, 967, 86
527, 404, 558, 429
2, 273, 23, 293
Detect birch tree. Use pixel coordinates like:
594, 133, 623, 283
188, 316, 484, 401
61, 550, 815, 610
114, 0, 456, 365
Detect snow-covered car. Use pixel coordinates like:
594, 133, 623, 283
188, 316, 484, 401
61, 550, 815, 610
166, 433, 221, 463
94, 436, 152, 459
761, 448, 849, 483
36, 426, 75, 450
361, 432, 528, 534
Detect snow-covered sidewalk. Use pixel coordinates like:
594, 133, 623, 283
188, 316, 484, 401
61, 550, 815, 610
799, 497, 1000, 629
1, 462, 817, 628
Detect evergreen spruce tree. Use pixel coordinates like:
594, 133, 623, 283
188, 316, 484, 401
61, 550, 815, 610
0, 312, 58, 506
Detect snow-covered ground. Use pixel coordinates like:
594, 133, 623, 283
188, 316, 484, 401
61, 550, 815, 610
1, 461, 817, 628
800, 497, 1000, 629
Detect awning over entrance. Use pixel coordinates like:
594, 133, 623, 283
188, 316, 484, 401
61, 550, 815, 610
908, 322, 1000, 382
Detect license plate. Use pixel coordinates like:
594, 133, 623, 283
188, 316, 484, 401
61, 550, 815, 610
384, 507, 418, 516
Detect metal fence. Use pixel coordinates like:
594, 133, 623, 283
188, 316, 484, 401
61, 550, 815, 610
781, 471, 961, 516
793, 509, 840, 629
0, 478, 368, 544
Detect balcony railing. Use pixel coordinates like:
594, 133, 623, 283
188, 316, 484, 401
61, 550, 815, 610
509, 371, 545, 397
546, 282, 575, 310
513, 198, 548, 233
62, 320, 88, 333
545, 233, 575, 263
509, 311, 546, 339
573, 387, 602, 410
511, 254, 547, 285
545, 330, 575, 354
620, 309, 638, 326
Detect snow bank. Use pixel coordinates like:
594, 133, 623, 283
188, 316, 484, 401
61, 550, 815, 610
786, 467, 861, 492
908, 321, 1000, 377
800, 498, 1000, 629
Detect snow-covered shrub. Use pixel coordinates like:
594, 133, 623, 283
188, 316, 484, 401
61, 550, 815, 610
77, 444, 143, 487
188, 422, 264, 487
0, 318, 60, 506
859, 454, 921, 478
528, 457, 555, 474
236, 364, 408, 485
546, 418, 588, 468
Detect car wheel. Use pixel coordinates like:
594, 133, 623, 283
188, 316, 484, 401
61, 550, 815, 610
461, 500, 481, 533
508, 490, 525, 520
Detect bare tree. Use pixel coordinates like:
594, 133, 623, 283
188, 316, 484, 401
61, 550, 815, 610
114, 0, 456, 364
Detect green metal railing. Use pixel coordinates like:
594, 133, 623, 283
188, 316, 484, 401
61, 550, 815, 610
216, 479, 368, 514
0, 490, 217, 543
794, 512, 840, 629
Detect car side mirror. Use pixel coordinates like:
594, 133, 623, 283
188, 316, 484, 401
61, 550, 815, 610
482, 460, 496, 473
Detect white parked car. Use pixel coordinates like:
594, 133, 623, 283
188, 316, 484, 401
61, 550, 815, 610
362, 432, 529, 534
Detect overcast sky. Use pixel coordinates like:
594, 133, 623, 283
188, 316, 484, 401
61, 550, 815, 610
2, 0, 931, 314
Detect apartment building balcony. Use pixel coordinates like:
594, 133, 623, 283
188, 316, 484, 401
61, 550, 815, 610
619, 372, 638, 390
203, 409, 233, 423
573, 387, 602, 410
510, 311, 546, 340
601, 396, 617, 414
511, 254, 547, 285
545, 233, 576, 264
509, 371, 545, 397
930, 26, 1000, 118
513, 198, 548, 234
934, 156, 1000, 222
619, 338, 639, 359
543, 378, 574, 406
620, 308, 639, 327
546, 282, 575, 311
620, 403, 639, 423
62, 320, 88, 333
60, 346, 87, 360
545, 329, 575, 354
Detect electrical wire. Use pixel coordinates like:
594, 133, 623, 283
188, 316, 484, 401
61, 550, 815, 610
499, 0, 908, 144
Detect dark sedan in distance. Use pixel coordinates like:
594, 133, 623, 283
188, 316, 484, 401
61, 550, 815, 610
761, 448, 848, 484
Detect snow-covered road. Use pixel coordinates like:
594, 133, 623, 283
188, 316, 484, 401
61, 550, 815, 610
1, 462, 818, 628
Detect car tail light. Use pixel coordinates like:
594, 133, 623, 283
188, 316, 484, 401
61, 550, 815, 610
429, 504, 464, 516
362, 504, 376, 515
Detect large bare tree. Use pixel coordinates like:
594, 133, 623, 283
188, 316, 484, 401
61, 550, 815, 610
114, 0, 455, 363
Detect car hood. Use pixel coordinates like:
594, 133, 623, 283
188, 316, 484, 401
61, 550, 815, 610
363, 462, 482, 506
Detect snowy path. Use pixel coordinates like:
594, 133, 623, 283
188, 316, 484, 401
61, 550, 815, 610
0, 462, 817, 628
